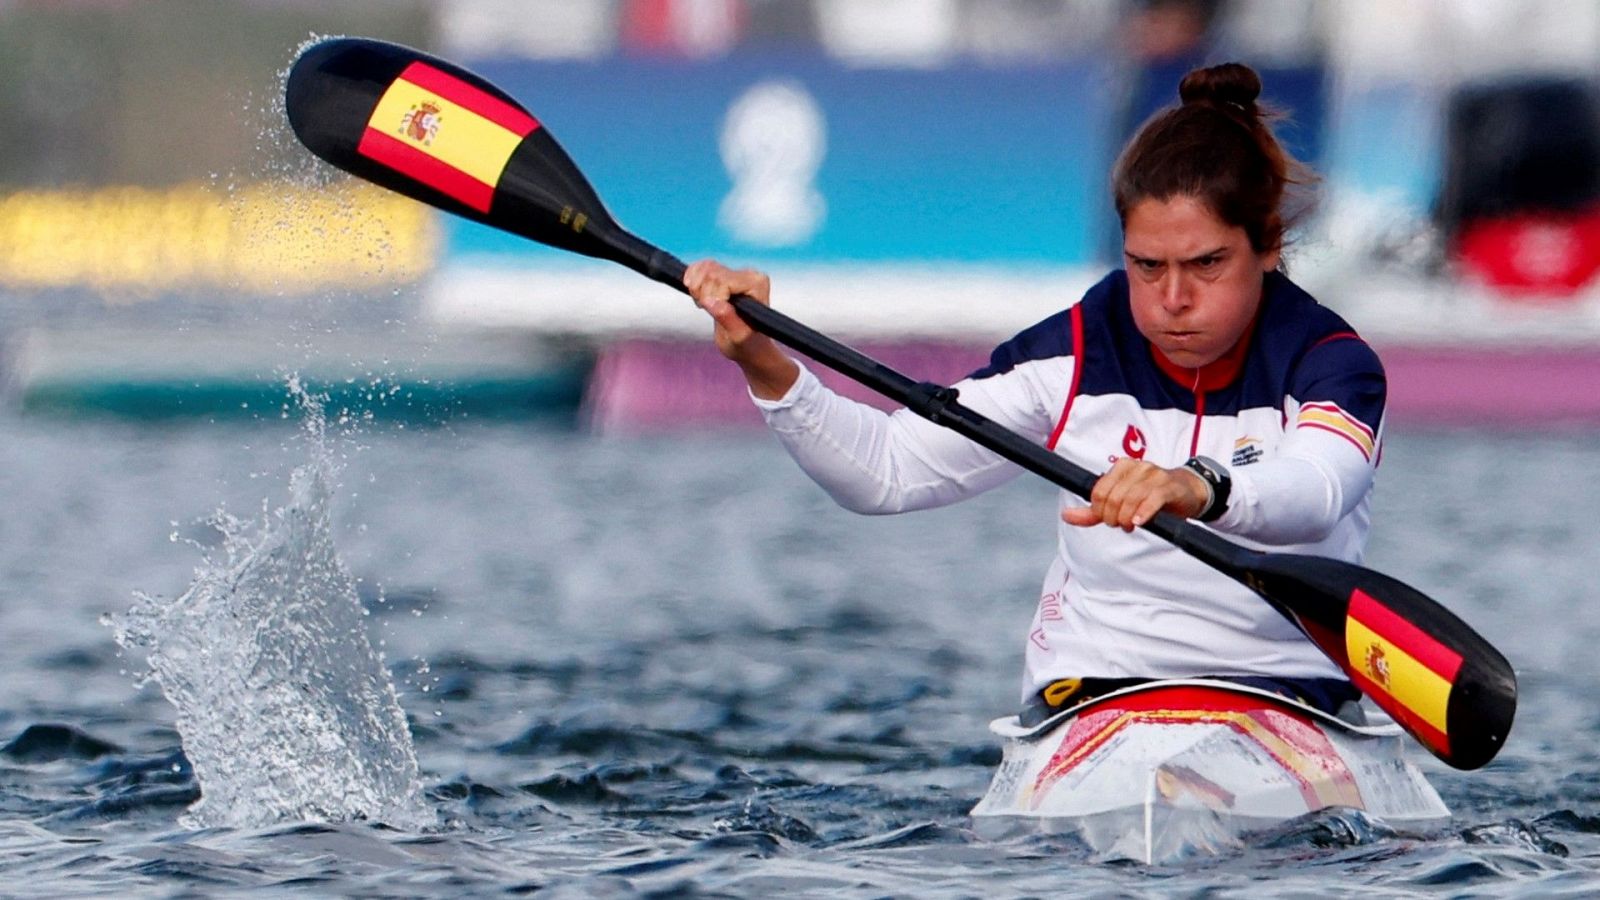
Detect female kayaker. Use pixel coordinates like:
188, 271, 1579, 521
684, 62, 1381, 726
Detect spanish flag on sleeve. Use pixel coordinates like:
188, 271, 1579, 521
1295, 401, 1376, 461
357, 62, 539, 213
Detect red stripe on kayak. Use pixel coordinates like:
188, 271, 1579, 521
397, 62, 539, 136
357, 128, 495, 213
1027, 686, 1362, 811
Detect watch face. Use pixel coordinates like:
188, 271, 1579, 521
1191, 457, 1224, 483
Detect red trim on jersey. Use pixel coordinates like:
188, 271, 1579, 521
1148, 315, 1257, 394
1309, 330, 1361, 352
1190, 388, 1206, 457
1298, 421, 1374, 460
1299, 401, 1377, 441
1046, 304, 1085, 451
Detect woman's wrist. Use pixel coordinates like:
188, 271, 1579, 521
738, 341, 799, 400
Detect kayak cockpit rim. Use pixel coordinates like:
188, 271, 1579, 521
988, 677, 1403, 741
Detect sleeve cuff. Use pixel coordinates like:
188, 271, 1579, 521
1211, 464, 1253, 532
749, 358, 816, 412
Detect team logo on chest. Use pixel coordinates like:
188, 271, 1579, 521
1121, 424, 1147, 460
1231, 436, 1263, 467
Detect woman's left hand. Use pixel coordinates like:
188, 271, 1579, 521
1062, 458, 1212, 531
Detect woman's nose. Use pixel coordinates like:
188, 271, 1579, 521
1160, 271, 1191, 314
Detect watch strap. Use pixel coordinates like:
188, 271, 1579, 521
1183, 456, 1231, 522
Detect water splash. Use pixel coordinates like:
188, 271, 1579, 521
107, 385, 428, 830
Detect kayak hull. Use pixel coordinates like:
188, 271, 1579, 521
970, 681, 1450, 863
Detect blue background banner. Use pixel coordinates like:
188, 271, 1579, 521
447, 53, 1326, 268
452, 54, 1119, 265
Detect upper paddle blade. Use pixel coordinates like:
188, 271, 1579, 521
284, 37, 631, 266
1248, 554, 1516, 770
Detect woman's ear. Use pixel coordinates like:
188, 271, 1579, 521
1260, 245, 1282, 273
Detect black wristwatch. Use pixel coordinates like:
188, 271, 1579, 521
1182, 456, 1232, 522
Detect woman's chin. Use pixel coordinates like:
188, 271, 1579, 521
1156, 345, 1221, 370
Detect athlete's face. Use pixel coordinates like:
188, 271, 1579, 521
1122, 195, 1280, 369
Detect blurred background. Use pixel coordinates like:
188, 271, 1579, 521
2, 5, 1597, 892
2, 0, 1598, 429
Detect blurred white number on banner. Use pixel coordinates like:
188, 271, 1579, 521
718, 80, 827, 247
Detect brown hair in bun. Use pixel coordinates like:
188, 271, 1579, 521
1114, 62, 1313, 256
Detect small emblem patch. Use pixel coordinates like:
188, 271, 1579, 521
1364, 643, 1391, 689
400, 101, 441, 145
1122, 424, 1147, 460
1231, 435, 1263, 467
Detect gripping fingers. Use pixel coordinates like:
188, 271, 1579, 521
684, 260, 730, 314
1099, 460, 1154, 531
685, 260, 751, 344
683, 259, 787, 370
1066, 459, 1182, 531
1130, 493, 1169, 529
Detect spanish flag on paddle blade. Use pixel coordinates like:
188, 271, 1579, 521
356, 62, 539, 214
1344, 588, 1463, 755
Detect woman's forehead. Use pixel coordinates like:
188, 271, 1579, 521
1122, 195, 1248, 254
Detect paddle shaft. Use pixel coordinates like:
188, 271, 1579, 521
625, 240, 1263, 598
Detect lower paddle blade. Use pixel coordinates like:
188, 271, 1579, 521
284, 37, 632, 266
1249, 554, 1516, 770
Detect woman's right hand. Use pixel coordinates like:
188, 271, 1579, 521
684, 259, 799, 400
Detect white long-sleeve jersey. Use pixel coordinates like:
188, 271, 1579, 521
752, 271, 1387, 702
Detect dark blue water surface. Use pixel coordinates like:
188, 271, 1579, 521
0, 410, 1593, 897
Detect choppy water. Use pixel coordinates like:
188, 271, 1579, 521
0, 402, 1595, 897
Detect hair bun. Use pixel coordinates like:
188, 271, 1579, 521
1179, 63, 1262, 116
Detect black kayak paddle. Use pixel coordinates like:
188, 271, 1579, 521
283, 37, 1516, 770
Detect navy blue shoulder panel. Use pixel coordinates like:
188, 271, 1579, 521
1067, 269, 1388, 418
1287, 331, 1387, 433
966, 306, 1077, 380
1245, 273, 1386, 428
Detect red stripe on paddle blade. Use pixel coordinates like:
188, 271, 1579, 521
356, 128, 496, 213
1349, 589, 1464, 681
398, 62, 539, 136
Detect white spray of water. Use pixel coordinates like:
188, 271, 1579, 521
107, 382, 428, 830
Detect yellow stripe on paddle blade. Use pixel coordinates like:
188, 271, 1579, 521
367, 78, 523, 189
1346, 616, 1452, 735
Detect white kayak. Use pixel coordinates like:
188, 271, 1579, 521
970, 679, 1450, 863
